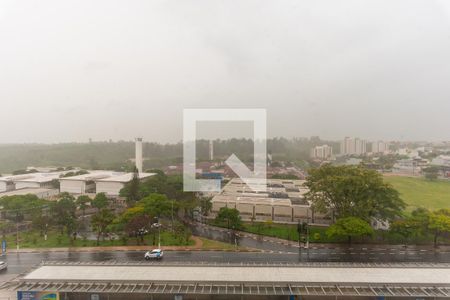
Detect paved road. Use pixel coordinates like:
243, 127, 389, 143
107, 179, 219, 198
1, 243, 450, 283
192, 222, 450, 260
1, 222, 449, 283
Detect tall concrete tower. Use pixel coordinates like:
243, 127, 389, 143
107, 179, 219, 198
135, 138, 143, 173
209, 140, 214, 161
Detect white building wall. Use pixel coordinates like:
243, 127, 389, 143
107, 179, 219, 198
0, 182, 7, 193
60, 180, 86, 194
15, 182, 41, 190
96, 181, 126, 196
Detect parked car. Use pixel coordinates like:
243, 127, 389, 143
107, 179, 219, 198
0, 261, 7, 271
144, 249, 163, 260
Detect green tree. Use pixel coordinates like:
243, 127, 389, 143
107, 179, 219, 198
31, 211, 51, 237
125, 167, 141, 207
76, 195, 90, 217
121, 173, 197, 219
51, 193, 77, 236
326, 217, 374, 244
76, 195, 91, 232
428, 209, 450, 247
92, 193, 108, 211
390, 219, 420, 245
91, 208, 115, 245
199, 197, 212, 216
305, 165, 405, 221
215, 207, 242, 229
0, 194, 47, 222
0, 220, 13, 239
423, 166, 440, 181
125, 214, 152, 245
139, 194, 173, 219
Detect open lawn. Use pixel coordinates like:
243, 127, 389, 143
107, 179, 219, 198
3, 230, 195, 249
384, 176, 450, 211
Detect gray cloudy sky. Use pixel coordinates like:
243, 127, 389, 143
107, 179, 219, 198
1, 0, 450, 143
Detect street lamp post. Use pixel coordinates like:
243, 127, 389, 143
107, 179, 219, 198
171, 199, 174, 233
151, 222, 162, 248
158, 225, 161, 248
16, 221, 19, 251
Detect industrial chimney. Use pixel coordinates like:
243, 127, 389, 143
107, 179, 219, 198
135, 138, 143, 173
209, 140, 214, 161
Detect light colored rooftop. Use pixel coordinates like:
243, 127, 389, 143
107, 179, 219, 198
58, 170, 122, 181
23, 265, 450, 285
59, 170, 155, 183
0, 172, 66, 183
96, 172, 154, 182
213, 177, 308, 206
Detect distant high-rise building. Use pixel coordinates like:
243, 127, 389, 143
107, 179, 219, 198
340, 137, 367, 155
372, 141, 390, 154
311, 145, 333, 159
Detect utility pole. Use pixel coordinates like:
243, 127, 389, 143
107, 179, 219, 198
305, 219, 310, 249
158, 225, 161, 248
16, 213, 19, 251
297, 221, 302, 248
171, 199, 174, 233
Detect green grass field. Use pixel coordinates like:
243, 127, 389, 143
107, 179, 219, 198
3, 230, 194, 249
384, 176, 450, 211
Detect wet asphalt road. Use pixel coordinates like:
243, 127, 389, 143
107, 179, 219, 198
192, 223, 450, 259
1, 244, 450, 283
1, 222, 449, 283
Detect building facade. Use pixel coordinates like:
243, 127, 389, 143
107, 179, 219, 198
371, 141, 390, 154
340, 137, 367, 155
310, 145, 333, 160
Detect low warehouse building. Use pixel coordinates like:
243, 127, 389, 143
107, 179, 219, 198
0, 172, 64, 193
211, 178, 328, 224
0, 187, 59, 199
60, 171, 154, 196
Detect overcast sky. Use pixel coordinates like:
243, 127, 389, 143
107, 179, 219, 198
1, 0, 450, 143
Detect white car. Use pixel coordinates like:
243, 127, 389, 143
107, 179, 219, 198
0, 261, 7, 271
144, 249, 163, 260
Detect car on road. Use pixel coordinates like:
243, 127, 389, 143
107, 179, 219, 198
0, 261, 7, 271
144, 249, 163, 260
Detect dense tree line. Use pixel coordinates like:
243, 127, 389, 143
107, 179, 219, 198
0, 137, 338, 173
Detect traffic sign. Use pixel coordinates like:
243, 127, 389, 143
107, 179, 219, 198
1, 240, 6, 256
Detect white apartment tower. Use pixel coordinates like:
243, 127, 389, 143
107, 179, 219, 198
311, 145, 333, 159
135, 138, 143, 173
372, 141, 390, 154
340, 137, 367, 155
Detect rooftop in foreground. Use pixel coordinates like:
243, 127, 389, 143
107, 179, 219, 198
21, 263, 450, 285
3, 262, 449, 298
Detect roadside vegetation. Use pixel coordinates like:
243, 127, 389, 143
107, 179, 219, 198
0, 172, 207, 249
211, 165, 450, 246
2, 163, 449, 249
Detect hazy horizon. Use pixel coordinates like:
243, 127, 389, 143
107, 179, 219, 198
2, 0, 450, 143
